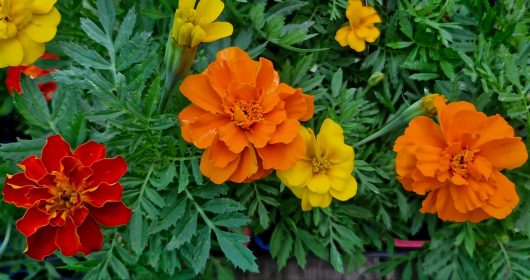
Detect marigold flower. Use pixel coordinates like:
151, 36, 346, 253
2, 135, 132, 260
277, 119, 357, 211
394, 96, 528, 222
0, 0, 61, 68
172, 0, 233, 48
335, 0, 381, 52
6, 53, 59, 101
179, 47, 314, 184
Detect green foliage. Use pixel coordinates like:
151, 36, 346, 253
0, 0, 529, 279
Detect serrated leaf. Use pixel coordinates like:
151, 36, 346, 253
61, 42, 111, 69
115, 8, 137, 50
150, 199, 187, 234
0, 138, 45, 161
80, 18, 110, 49
202, 198, 244, 214
145, 187, 166, 207
213, 229, 258, 273
178, 161, 190, 193
130, 211, 144, 253
96, 0, 115, 36
109, 257, 130, 280
329, 243, 344, 273
191, 227, 211, 274
166, 213, 198, 250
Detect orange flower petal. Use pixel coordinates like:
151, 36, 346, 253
403, 116, 446, 148
228, 147, 259, 183
257, 134, 305, 170
218, 122, 249, 153
200, 147, 240, 184
256, 58, 279, 95
477, 138, 528, 170
208, 136, 240, 168
268, 119, 301, 144
180, 74, 224, 113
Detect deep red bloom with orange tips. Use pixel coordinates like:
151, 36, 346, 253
394, 96, 528, 223
2, 135, 132, 260
179, 47, 314, 184
5, 53, 59, 101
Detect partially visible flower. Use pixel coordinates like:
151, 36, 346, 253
335, 0, 381, 52
394, 96, 528, 222
277, 119, 357, 211
179, 47, 314, 184
172, 0, 233, 48
0, 0, 61, 68
6, 53, 59, 101
3, 135, 132, 260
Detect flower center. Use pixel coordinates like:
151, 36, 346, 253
231, 100, 264, 129
450, 149, 475, 177
172, 8, 206, 47
0, 15, 16, 39
311, 156, 332, 172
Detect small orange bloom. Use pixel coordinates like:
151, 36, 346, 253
394, 96, 528, 223
179, 47, 314, 184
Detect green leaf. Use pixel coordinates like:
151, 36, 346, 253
202, 198, 244, 214
61, 114, 88, 149
0, 138, 46, 161
213, 229, 258, 273
150, 199, 187, 234
178, 161, 190, 193
409, 73, 440, 81
331, 68, 343, 97
61, 42, 111, 69
166, 212, 198, 250
109, 257, 130, 280
329, 243, 344, 273
13, 78, 52, 129
150, 162, 177, 190
191, 227, 211, 274
386, 41, 414, 49
115, 7, 137, 50
130, 210, 145, 253
96, 0, 116, 36
80, 18, 110, 48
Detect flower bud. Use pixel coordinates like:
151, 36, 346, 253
367, 72, 384, 87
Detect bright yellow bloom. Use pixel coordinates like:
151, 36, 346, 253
335, 0, 381, 52
0, 0, 60, 68
172, 0, 233, 48
277, 119, 357, 211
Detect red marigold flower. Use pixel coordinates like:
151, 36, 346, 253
5, 53, 59, 101
2, 135, 132, 260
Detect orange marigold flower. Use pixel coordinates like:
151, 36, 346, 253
179, 47, 314, 184
2, 135, 132, 260
393, 96, 528, 223
5, 53, 59, 101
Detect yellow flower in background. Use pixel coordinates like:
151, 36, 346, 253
335, 0, 381, 52
277, 119, 357, 211
172, 0, 233, 48
0, 0, 60, 68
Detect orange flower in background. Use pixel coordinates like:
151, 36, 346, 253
335, 0, 382, 52
179, 47, 314, 184
5, 53, 59, 101
394, 96, 528, 223
3, 135, 131, 260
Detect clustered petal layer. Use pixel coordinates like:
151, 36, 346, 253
335, 0, 381, 52
0, 0, 61, 68
3, 135, 132, 260
277, 119, 357, 211
179, 47, 314, 184
394, 96, 528, 222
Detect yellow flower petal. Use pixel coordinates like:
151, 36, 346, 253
348, 32, 365, 52
22, 8, 61, 43
364, 27, 380, 43
307, 191, 332, 208
202, 22, 233, 42
16, 32, 45, 66
327, 162, 354, 192
330, 176, 357, 201
299, 127, 315, 159
301, 193, 313, 211
31, 0, 57, 14
289, 185, 306, 199
317, 119, 354, 163
307, 172, 330, 194
195, 0, 224, 24
277, 160, 312, 188
335, 26, 350, 47
179, 0, 197, 9
0, 38, 23, 67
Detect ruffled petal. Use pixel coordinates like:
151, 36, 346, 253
88, 202, 132, 227
82, 183, 123, 207
335, 26, 351, 47
306, 172, 330, 194
25, 226, 58, 261
330, 176, 357, 201
18, 155, 47, 181
208, 136, 240, 168
180, 74, 224, 113
16, 32, 45, 66
257, 134, 306, 170
73, 141, 106, 166
77, 217, 103, 255
31, 0, 57, 14
0, 38, 23, 67
276, 160, 312, 188
41, 135, 72, 173
16, 207, 51, 237
228, 147, 259, 183
86, 157, 127, 188
218, 122, 249, 153
22, 8, 61, 43
477, 138, 528, 170
200, 147, 240, 184
56, 216, 82, 256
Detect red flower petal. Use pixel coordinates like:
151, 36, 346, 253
25, 226, 58, 261
3, 173, 38, 207
19, 155, 47, 181
41, 135, 73, 173
26, 188, 53, 204
82, 182, 123, 207
71, 206, 90, 226
88, 202, 132, 227
56, 217, 82, 256
86, 157, 127, 189
41, 53, 60, 60
73, 141, 106, 166
16, 207, 51, 237
77, 217, 103, 255
6, 67, 23, 95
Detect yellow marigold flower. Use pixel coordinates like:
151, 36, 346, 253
0, 0, 60, 68
172, 0, 233, 48
277, 119, 357, 211
335, 0, 381, 52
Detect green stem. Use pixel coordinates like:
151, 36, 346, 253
184, 189, 215, 229
135, 165, 155, 210
0, 222, 12, 258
